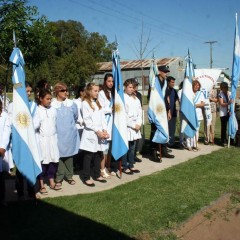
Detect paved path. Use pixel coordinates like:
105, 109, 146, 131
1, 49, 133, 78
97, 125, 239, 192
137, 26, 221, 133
5, 143, 222, 201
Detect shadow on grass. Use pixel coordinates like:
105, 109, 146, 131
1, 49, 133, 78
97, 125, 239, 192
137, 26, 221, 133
0, 200, 133, 240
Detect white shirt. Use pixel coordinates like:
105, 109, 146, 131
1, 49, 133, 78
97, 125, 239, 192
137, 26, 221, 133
124, 93, 142, 141
36, 105, 59, 164
219, 91, 231, 117
73, 98, 84, 130
98, 90, 113, 140
80, 100, 107, 152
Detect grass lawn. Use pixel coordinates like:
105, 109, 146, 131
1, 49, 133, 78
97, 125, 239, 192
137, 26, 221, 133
1, 147, 240, 240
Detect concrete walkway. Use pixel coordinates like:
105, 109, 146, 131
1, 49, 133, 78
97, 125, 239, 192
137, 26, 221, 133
5, 143, 222, 201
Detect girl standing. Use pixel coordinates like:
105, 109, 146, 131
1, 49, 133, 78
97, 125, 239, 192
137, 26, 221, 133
80, 83, 109, 187
218, 82, 233, 146
51, 83, 80, 186
122, 79, 142, 174
36, 89, 61, 194
98, 73, 114, 178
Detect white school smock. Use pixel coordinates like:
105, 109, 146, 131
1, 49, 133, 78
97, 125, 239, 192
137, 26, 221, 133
0, 111, 13, 172
194, 91, 205, 121
80, 100, 107, 152
73, 98, 84, 130
36, 105, 59, 164
124, 93, 142, 141
98, 90, 113, 140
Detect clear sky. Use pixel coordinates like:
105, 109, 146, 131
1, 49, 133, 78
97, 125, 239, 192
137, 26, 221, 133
29, 0, 240, 75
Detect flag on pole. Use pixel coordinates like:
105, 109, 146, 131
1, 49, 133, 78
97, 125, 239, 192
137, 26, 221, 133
228, 13, 240, 139
9, 47, 41, 185
148, 61, 169, 143
180, 51, 199, 138
111, 50, 128, 160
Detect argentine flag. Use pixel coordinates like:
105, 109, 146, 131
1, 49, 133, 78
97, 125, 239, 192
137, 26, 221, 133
148, 61, 169, 143
10, 48, 41, 185
228, 13, 240, 139
180, 52, 199, 138
111, 50, 128, 160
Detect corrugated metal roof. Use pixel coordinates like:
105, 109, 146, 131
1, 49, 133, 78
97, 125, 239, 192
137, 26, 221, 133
97, 57, 180, 72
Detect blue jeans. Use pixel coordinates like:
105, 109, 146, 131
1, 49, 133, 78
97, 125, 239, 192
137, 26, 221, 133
122, 141, 136, 170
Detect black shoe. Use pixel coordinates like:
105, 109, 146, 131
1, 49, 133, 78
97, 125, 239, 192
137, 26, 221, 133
151, 149, 162, 163
179, 144, 185, 150
162, 153, 175, 158
84, 181, 95, 187
130, 168, 140, 173
134, 157, 142, 162
94, 178, 107, 183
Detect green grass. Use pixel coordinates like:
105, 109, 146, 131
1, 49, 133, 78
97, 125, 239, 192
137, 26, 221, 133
2, 147, 240, 240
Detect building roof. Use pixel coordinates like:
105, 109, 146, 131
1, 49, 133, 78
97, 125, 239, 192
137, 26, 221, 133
97, 57, 181, 72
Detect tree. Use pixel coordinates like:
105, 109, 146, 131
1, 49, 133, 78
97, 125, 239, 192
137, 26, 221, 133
0, 0, 55, 69
86, 32, 114, 62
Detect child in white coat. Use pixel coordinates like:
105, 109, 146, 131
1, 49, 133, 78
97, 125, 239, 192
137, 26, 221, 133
122, 79, 142, 175
80, 83, 109, 187
36, 89, 61, 194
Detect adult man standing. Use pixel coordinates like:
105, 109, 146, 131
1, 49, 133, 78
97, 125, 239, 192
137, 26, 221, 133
149, 65, 175, 162
166, 76, 179, 148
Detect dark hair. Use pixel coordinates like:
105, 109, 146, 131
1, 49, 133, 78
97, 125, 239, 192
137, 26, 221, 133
0, 99, 2, 114
220, 82, 228, 91
25, 81, 33, 88
178, 81, 184, 90
36, 79, 49, 90
167, 76, 176, 82
102, 73, 114, 100
75, 85, 85, 99
37, 89, 52, 105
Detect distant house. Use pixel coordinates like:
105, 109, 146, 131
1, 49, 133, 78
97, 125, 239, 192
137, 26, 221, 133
92, 57, 185, 94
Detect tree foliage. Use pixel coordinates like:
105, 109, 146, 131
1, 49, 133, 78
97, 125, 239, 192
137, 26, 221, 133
0, 0, 55, 69
0, 0, 115, 87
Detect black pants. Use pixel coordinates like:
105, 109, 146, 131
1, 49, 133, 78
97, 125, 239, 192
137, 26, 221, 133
0, 172, 5, 202
220, 115, 229, 144
15, 169, 36, 198
82, 151, 102, 181
150, 123, 167, 154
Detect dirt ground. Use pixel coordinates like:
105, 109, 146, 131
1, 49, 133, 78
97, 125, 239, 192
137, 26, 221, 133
174, 193, 240, 240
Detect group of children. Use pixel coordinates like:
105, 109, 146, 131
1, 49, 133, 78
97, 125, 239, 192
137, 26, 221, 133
0, 74, 143, 204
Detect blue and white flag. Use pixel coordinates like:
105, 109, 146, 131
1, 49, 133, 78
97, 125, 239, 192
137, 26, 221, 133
229, 13, 240, 139
180, 52, 199, 138
111, 50, 128, 160
148, 61, 169, 143
10, 48, 41, 185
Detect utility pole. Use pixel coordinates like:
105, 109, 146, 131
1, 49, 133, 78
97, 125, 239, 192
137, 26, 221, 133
204, 41, 217, 68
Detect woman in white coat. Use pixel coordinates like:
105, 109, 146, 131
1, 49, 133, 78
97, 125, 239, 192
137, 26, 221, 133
98, 73, 114, 178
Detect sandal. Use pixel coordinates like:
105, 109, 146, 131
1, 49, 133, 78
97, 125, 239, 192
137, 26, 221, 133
39, 187, 48, 195
66, 179, 76, 185
50, 184, 62, 192
55, 182, 62, 188
100, 168, 111, 179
